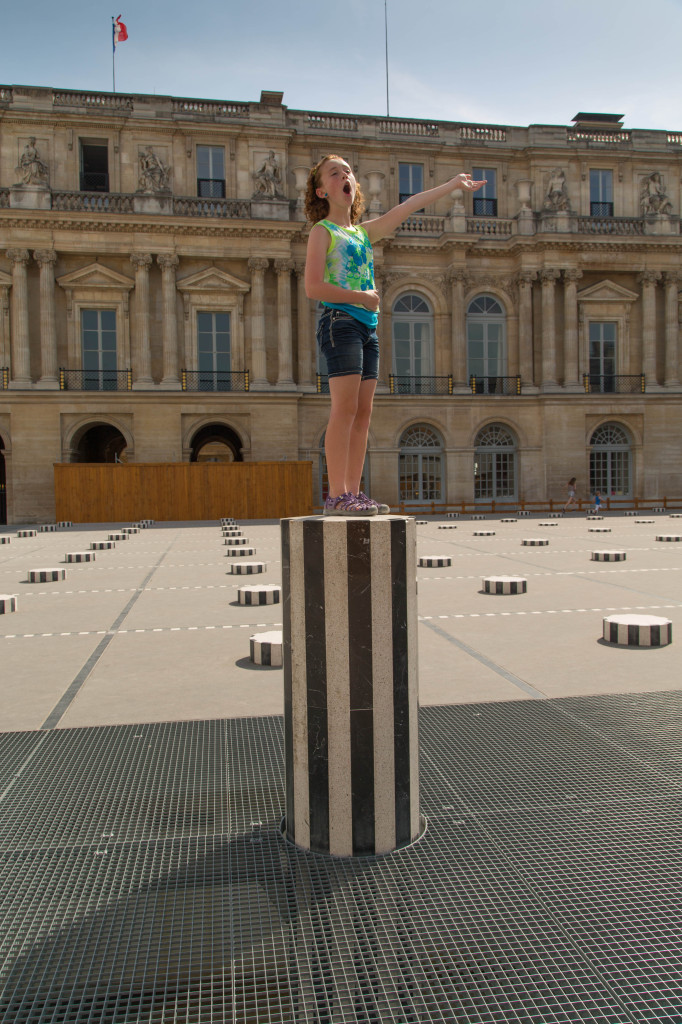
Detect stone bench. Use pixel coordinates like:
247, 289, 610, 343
473, 530, 496, 537
483, 575, 527, 595
522, 538, 548, 546
91, 541, 115, 550
17, 529, 37, 538
418, 555, 452, 567
108, 533, 128, 541
656, 535, 682, 542
65, 551, 95, 563
28, 568, 66, 583
225, 546, 256, 557
591, 550, 627, 562
39, 524, 57, 532
238, 584, 281, 606
0, 594, 17, 614
250, 630, 283, 667
603, 614, 672, 647
227, 562, 265, 575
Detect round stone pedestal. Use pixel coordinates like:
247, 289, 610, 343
250, 630, 283, 667
17, 529, 37, 538
224, 536, 249, 545
0, 595, 17, 614
500, 518, 518, 523
603, 614, 672, 647
228, 562, 265, 575
225, 546, 256, 557
418, 555, 452, 567
483, 576, 527, 595
656, 535, 682, 543
473, 530, 496, 537
0, 537, 10, 545
522, 538, 548, 546
65, 551, 95, 563
28, 568, 66, 582
91, 541, 115, 550
238, 584, 281, 605
438, 525, 457, 530
588, 527, 611, 533
591, 551, 626, 562
39, 524, 57, 532
108, 533, 128, 541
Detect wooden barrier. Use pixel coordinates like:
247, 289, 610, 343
54, 462, 312, 523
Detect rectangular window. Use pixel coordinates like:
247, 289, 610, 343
197, 146, 226, 198
398, 163, 423, 204
589, 322, 617, 391
81, 309, 117, 389
197, 311, 231, 390
80, 142, 109, 192
590, 169, 613, 216
472, 167, 497, 216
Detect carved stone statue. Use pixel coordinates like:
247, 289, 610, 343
15, 137, 49, 187
543, 167, 570, 212
253, 150, 283, 198
137, 147, 171, 193
640, 172, 673, 215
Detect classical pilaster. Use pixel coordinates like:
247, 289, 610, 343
295, 262, 314, 388
157, 254, 181, 388
448, 269, 468, 390
130, 253, 153, 386
33, 249, 59, 387
540, 268, 561, 390
248, 257, 269, 389
516, 270, 537, 391
562, 269, 583, 391
275, 258, 295, 388
639, 270, 661, 387
6, 248, 31, 385
663, 272, 681, 387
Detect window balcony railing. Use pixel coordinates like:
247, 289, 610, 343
583, 374, 646, 394
1, 367, 8, 390
181, 370, 249, 392
577, 216, 645, 236
197, 178, 226, 198
79, 172, 110, 193
52, 191, 135, 213
389, 375, 454, 395
470, 375, 522, 395
316, 373, 330, 394
59, 368, 133, 391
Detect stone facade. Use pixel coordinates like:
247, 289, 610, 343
1, 89, 681, 521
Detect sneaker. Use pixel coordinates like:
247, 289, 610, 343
324, 492, 378, 516
357, 491, 390, 515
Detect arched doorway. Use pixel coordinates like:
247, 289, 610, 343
72, 423, 128, 463
0, 437, 6, 524
189, 424, 243, 463
399, 423, 443, 505
589, 422, 632, 497
474, 423, 517, 502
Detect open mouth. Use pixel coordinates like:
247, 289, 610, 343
343, 182, 352, 196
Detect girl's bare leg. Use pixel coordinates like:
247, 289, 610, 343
326, 374, 362, 497
346, 378, 377, 494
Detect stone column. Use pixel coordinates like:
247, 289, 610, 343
34, 249, 59, 387
639, 270, 661, 387
282, 515, 421, 857
248, 257, 269, 389
663, 271, 681, 387
449, 269, 468, 390
517, 270, 537, 391
157, 254, 181, 388
6, 248, 31, 385
295, 262, 314, 388
130, 253, 153, 386
540, 268, 561, 390
562, 268, 583, 391
275, 258, 295, 388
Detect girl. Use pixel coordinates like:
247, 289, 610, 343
563, 477, 578, 513
304, 155, 485, 516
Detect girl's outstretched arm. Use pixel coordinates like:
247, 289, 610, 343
364, 172, 486, 244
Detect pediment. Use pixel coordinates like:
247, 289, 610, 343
177, 267, 250, 294
0, 270, 11, 288
57, 262, 134, 291
578, 279, 639, 304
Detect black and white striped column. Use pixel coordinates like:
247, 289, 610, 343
281, 515, 420, 857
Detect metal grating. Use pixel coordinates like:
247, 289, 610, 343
1, 693, 682, 1022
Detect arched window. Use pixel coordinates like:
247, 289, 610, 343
399, 423, 443, 504
474, 423, 517, 501
467, 295, 506, 393
590, 422, 632, 497
392, 293, 434, 393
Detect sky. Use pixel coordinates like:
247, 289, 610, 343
2, 0, 682, 131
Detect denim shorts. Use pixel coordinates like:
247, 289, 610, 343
317, 309, 379, 381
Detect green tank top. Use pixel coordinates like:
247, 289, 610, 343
318, 219, 378, 327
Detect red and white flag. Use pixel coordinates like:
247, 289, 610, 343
113, 15, 128, 51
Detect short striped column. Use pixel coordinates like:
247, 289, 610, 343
238, 584, 281, 605
470, 514, 486, 521
446, 512, 459, 519
39, 524, 57, 533
28, 568, 66, 582
0, 595, 17, 614
91, 541, 115, 550
652, 506, 665, 513
522, 538, 549, 546
483, 576, 527, 594
65, 551, 95, 563
57, 521, 73, 528
586, 516, 604, 521
415, 520, 428, 526
538, 522, 558, 527
656, 534, 682, 542
591, 550, 627, 561
17, 529, 37, 538
225, 546, 256, 556
282, 515, 420, 857
418, 555, 451, 567
224, 536, 249, 545
227, 561, 265, 575
516, 510, 531, 516
546, 512, 563, 518
108, 533, 128, 541
589, 527, 611, 533
626, 511, 638, 516
438, 525, 457, 530
250, 630, 283, 666
500, 518, 518, 523
0, 536, 10, 545
121, 527, 139, 535
635, 519, 654, 524
669, 514, 682, 519
603, 614, 672, 647
473, 530, 495, 537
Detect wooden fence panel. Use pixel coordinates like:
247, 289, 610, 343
54, 462, 313, 522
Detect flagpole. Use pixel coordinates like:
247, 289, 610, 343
112, 17, 116, 93
384, 0, 390, 117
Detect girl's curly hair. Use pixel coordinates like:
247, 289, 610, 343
304, 154, 365, 225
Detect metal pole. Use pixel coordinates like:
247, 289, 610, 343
112, 17, 116, 93
384, 0, 390, 117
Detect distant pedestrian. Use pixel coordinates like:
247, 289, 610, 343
563, 477, 578, 513
588, 490, 603, 514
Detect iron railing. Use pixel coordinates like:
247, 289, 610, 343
470, 375, 522, 395
197, 178, 226, 198
583, 374, 646, 394
1, 367, 8, 390
59, 368, 132, 391
181, 370, 249, 392
389, 375, 454, 395
79, 172, 110, 192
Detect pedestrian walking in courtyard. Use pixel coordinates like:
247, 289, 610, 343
304, 154, 485, 516
563, 477, 578, 513
589, 490, 603, 514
